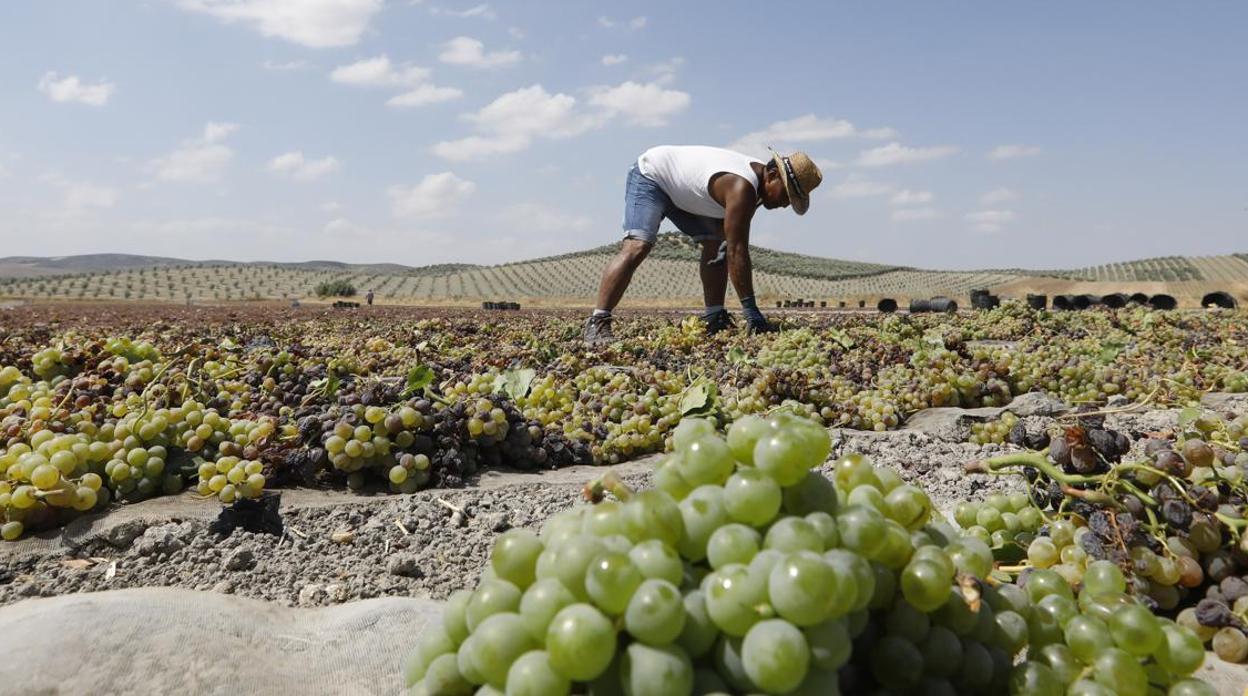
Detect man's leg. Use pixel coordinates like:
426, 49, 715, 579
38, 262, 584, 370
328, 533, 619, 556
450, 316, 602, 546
699, 238, 728, 309
594, 239, 652, 312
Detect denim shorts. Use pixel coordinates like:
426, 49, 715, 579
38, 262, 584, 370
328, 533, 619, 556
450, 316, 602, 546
622, 164, 723, 245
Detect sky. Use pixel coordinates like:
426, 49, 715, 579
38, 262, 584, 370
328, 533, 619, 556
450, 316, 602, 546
1, 1, 1245, 270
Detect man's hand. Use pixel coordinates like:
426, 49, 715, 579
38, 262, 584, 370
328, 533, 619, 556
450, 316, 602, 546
747, 317, 779, 334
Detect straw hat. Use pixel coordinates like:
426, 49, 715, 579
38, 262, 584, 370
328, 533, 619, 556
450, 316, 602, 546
769, 148, 822, 215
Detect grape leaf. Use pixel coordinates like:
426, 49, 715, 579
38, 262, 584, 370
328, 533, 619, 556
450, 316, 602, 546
727, 347, 748, 365
402, 365, 434, 398
1097, 341, 1124, 364
679, 379, 718, 415
494, 368, 536, 400
827, 329, 855, 350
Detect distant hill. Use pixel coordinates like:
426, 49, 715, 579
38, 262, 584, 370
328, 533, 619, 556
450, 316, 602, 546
0, 235, 1244, 306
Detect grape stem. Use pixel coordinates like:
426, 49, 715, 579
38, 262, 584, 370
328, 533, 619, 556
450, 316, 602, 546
583, 470, 634, 503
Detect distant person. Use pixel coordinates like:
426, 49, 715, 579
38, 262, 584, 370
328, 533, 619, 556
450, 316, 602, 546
584, 145, 822, 345
366, 289, 375, 306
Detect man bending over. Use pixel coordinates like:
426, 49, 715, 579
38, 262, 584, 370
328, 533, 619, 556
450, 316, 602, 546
584, 145, 822, 344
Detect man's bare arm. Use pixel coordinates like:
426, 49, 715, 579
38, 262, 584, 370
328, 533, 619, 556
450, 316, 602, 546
720, 177, 757, 300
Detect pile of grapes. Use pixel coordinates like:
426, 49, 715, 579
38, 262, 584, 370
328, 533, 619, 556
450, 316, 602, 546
966, 409, 1248, 666
2, 303, 1246, 541
403, 417, 1215, 695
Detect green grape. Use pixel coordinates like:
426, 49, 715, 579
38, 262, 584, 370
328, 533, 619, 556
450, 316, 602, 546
653, 458, 693, 501
624, 579, 686, 646
722, 468, 781, 527
672, 418, 716, 451
585, 552, 642, 615
804, 617, 851, 671
885, 599, 931, 644
804, 512, 840, 549
763, 516, 823, 553
1025, 568, 1073, 603
678, 435, 734, 487
1167, 679, 1219, 696
836, 505, 887, 558
628, 539, 684, 585
1027, 537, 1059, 569
1035, 643, 1081, 685
1008, 661, 1064, 696
901, 560, 950, 612
1108, 604, 1163, 657
624, 490, 684, 549
884, 485, 932, 531
545, 604, 616, 681
466, 580, 523, 631
754, 431, 814, 486
541, 535, 604, 601
947, 538, 993, 579
518, 578, 576, 642
1154, 623, 1205, 675
472, 613, 537, 689
424, 652, 472, 696
677, 485, 728, 561
994, 610, 1029, 654
676, 590, 718, 658
1082, 560, 1126, 596
823, 549, 872, 611
705, 563, 769, 636
1035, 593, 1078, 630
492, 529, 543, 589
620, 643, 694, 696
706, 524, 761, 570
781, 470, 839, 516
1068, 679, 1116, 696
768, 551, 842, 626
726, 415, 770, 465
444, 589, 473, 644
504, 650, 569, 696
741, 619, 810, 694
1065, 615, 1114, 662
918, 625, 961, 678
870, 634, 923, 690
1092, 647, 1147, 696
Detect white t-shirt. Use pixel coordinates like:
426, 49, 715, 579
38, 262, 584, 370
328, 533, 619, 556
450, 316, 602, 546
637, 145, 761, 219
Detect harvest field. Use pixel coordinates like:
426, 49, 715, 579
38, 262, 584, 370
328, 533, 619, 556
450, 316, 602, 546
2, 302, 1247, 694
3, 237, 1247, 307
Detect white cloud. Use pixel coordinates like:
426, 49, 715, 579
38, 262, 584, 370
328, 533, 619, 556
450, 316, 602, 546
597, 16, 615, 28
433, 84, 605, 161
629, 16, 647, 29
430, 3, 496, 19
148, 122, 238, 183
388, 172, 476, 218
388, 84, 464, 107
890, 189, 935, 206
498, 203, 591, 234
263, 59, 308, 70
649, 57, 685, 86
588, 81, 691, 127
321, 201, 342, 213
438, 36, 521, 69
323, 217, 372, 239
202, 121, 239, 143
856, 142, 958, 167
891, 207, 942, 222
966, 209, 1016, 233
43, 174, 119, 210
175, 0, 383, 48
602, 54, 628, 66
330, 55, 460, 107
730, 114, 896, 157
980, 187, 1019, 205
330, 56, 429, 87
268, 151, 341, 180
37, 72, 115, 106
432, 134, 529, 161
988, 144, 1042, 160
829, 174, 893, 199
